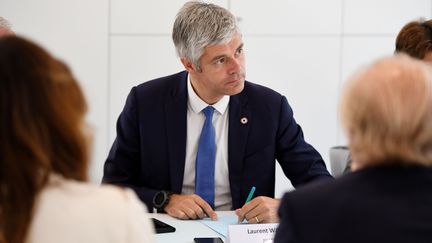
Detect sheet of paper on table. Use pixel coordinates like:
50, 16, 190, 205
199, 213, 243, 237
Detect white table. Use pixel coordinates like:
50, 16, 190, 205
151, 211, 235, 243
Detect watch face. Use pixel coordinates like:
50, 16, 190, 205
154, 191, 167, 208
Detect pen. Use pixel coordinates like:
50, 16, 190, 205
238, 186, 256, 223
245, 186, 256, 204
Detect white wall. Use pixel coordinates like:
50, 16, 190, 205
0, 0, 109, 182
1, 0, 431, 198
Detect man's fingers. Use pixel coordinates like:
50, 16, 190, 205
165, 194, 218, 220
171, 209, 188, 220
194, 196, 217, 220
235, 208, 244, 223
237, 198, 260, 223
192, 205, 205, 219
185, 201, 207, 219
243, 197, 281, 223
182, 205, 200, 219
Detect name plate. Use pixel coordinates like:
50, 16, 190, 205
227, 223, 279, 243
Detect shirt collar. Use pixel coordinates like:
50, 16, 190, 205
187, 73, 229, 115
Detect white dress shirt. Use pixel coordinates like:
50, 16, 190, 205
181, 74, 232, 210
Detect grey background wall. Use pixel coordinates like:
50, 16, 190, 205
1, 0, 431, 198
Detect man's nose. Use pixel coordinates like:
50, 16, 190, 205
229, 58, 242, 74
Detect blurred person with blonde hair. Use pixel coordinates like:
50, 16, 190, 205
0, 36, 155, 243
341, 17, 432, 174
274, 54, 432, 243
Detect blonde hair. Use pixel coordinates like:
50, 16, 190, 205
340, 54, 432, 168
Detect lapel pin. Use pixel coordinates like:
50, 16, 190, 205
240, 117, 248, 124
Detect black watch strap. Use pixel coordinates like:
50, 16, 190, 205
153, 191, 173, 212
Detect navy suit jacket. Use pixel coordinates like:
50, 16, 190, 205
103, 71, 332, 210
274, 164, 432, 243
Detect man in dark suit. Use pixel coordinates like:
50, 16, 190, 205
103, 1, 332, 223
274, 55, 432, 243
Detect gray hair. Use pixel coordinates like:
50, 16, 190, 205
0, 17, 12, 30
172, 1, 240, 71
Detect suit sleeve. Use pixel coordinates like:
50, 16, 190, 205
276, 96, 333, 186
102, 87, 158, 211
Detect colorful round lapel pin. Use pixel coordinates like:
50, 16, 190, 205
240, 117, 248, 124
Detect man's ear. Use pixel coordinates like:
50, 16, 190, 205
181, 58, 197, 73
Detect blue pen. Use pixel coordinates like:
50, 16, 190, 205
245, 186, 256, 204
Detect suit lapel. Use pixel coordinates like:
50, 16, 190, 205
228, 90, 250, 207
165, 72, 188, 193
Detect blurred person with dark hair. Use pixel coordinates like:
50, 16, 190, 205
0, 36, 155, 243
274, 54, 432, 243
395, 18, 432, 61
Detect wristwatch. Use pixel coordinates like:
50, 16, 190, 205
153, 191, 173, 212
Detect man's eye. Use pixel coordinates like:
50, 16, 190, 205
237, 48, 243, 54
214, 58, 225, 64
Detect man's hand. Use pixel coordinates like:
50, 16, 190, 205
164, 194, 218, 220
235, 196, 280, 223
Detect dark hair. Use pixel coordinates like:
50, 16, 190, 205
395, 19, 432, 59
0, 36, 88, 243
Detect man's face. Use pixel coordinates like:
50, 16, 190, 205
185, 34, 246, 104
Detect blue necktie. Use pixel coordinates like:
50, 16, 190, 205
195, 106, 216, 208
